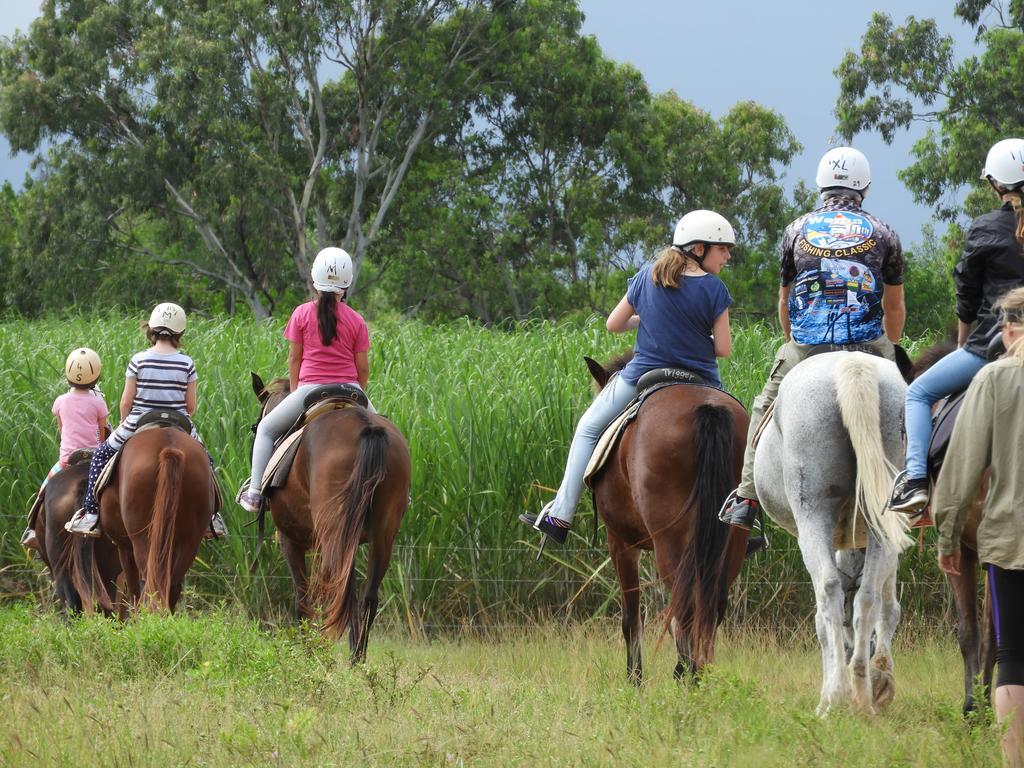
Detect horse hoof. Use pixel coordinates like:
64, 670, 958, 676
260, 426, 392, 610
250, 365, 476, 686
870, 667, 895, 711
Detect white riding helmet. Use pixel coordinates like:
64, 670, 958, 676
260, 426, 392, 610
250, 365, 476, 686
65, 347, 101, 386
815, 146, 871, 191
148, 302, 187, 334
672, 210, 736, 251
981, 138, 1024, 188
311, 247, 353, 293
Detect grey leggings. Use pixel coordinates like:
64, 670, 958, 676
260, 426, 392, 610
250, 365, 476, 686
547, 374, 637, 524
249, 382, 373, 493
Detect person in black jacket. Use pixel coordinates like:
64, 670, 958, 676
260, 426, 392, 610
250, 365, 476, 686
888, 138, 1024, 515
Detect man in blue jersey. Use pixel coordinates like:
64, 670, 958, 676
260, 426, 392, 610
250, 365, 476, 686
718, 147, 906, 541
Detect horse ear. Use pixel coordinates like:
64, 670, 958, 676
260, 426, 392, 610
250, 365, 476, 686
892, 345, 915, 384
251, 372, 267, 402
584, 356, 609, 389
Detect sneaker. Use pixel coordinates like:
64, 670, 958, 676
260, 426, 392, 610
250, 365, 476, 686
65, 508, 101, 538
237, 490, 263, 515
718, 489, 759, 529
204, 512, 229, 540
20, 527, 38, 550
887, 471, 929, 514
518, 510, 571, 545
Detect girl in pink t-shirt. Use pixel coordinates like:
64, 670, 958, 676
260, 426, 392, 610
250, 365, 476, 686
237, 247, 372, 513
21, 348, 110, 549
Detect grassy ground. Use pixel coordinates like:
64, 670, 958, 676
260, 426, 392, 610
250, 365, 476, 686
0, 603, 999, 767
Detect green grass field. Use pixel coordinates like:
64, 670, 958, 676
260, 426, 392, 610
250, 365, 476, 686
0, 603, 999, 767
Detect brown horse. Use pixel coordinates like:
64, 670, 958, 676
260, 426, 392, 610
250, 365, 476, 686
584, 355, 751, 682
251, 374, 411, 661
33, 454, 121, 613
910, 340, 996, 715
98, 428, 217, 612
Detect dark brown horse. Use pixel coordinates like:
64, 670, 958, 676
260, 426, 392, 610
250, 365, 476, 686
910, 340, 996, 715
251, 374, 411, 661
97, 428, 217, 612
584, 355, 751, 682
33, 454, 121, 613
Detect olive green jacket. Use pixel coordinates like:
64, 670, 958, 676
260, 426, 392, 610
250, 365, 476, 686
933, 356, 1024, 569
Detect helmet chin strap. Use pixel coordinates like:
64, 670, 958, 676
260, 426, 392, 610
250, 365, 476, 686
673, 244, 705, 264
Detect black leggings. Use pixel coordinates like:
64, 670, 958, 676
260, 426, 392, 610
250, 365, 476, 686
989, 564, 1024, 688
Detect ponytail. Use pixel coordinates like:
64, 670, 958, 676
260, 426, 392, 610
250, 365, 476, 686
651, 246, 700, 288
1007, 191, 1024, 251
316, 292, 339, 346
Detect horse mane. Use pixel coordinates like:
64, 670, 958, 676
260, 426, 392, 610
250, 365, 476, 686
912, 336, 957, 380
264, 378, 290, 395
601, 350, 634, 375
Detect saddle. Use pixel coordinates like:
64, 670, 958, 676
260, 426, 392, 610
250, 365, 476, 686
584, 368, 741, 485
259, 386, 368, 493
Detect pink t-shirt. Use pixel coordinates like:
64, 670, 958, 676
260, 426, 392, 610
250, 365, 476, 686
52, 389, 109, 466
284, 300, 370, 386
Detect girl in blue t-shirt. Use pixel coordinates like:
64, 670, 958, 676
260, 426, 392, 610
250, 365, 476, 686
520, 210, 735, 544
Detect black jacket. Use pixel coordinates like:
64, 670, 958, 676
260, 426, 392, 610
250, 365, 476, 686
954, 202, 1024, 357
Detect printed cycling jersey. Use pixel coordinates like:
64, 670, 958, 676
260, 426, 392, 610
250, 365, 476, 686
781, 193, 903, 345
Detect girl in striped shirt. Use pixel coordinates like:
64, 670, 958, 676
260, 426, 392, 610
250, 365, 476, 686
66, 303, 227, 538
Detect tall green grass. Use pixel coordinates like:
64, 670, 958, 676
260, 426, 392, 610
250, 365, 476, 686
0, 315, 947, 627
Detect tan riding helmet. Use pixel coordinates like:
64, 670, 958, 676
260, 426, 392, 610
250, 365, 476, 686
65, 347, 102, 387
148, 302, 187, 334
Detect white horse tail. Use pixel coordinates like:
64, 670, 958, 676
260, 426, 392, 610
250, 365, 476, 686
835, 354, 911, 553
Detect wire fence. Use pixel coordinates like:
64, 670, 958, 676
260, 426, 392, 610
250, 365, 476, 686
0, 504, 965, 638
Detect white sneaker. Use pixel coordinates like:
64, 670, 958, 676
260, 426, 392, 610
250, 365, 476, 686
65, 508, 101, 538
20, 528, 38, 550
208, 512, 229, 539
237, 490, 263, 515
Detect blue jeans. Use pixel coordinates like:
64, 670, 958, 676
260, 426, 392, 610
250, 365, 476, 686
547, 374, 637, 523
903, 347, 986, 479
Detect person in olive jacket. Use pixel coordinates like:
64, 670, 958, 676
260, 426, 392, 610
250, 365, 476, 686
889, 138, 1024, 516
933, 286, 1024, 768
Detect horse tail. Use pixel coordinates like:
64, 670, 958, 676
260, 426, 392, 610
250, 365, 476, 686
313, 420, 390, 640
835, 354, 910, 552
144, 446, 185, 608
60, 533, 113, 614
668, 403, 735, 661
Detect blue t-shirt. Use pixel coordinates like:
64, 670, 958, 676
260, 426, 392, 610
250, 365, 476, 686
620, 264, 732, 387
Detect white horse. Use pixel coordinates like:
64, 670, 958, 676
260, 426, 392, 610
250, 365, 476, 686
753, 351, 911, 715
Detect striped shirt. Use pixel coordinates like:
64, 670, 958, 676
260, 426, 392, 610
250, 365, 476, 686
107, 349, 198, 449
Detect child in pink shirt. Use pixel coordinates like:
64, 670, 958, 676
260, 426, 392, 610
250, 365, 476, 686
21, 348, 110, 549
237, 247, 372, 513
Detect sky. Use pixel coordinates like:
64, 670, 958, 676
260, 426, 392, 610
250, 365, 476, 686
0, 1, 982, 248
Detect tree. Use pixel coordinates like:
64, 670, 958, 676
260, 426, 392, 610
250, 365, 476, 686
366, 0, 803, 323
0, 0, 521, 316
834, 3, 1024, 221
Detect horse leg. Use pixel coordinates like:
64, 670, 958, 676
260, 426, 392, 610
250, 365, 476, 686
982, 561, 997, 710
608, 532, 643, 685
652, 541, 695, 681
870, 561, 901, 712
796, 523, 849, 715
835, 548, 864, 663
350, 529, 397, 663
117, 546, 141, 617
950, 546, 981, 715
849, 535, 894, 714
279, 533, 311, 622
